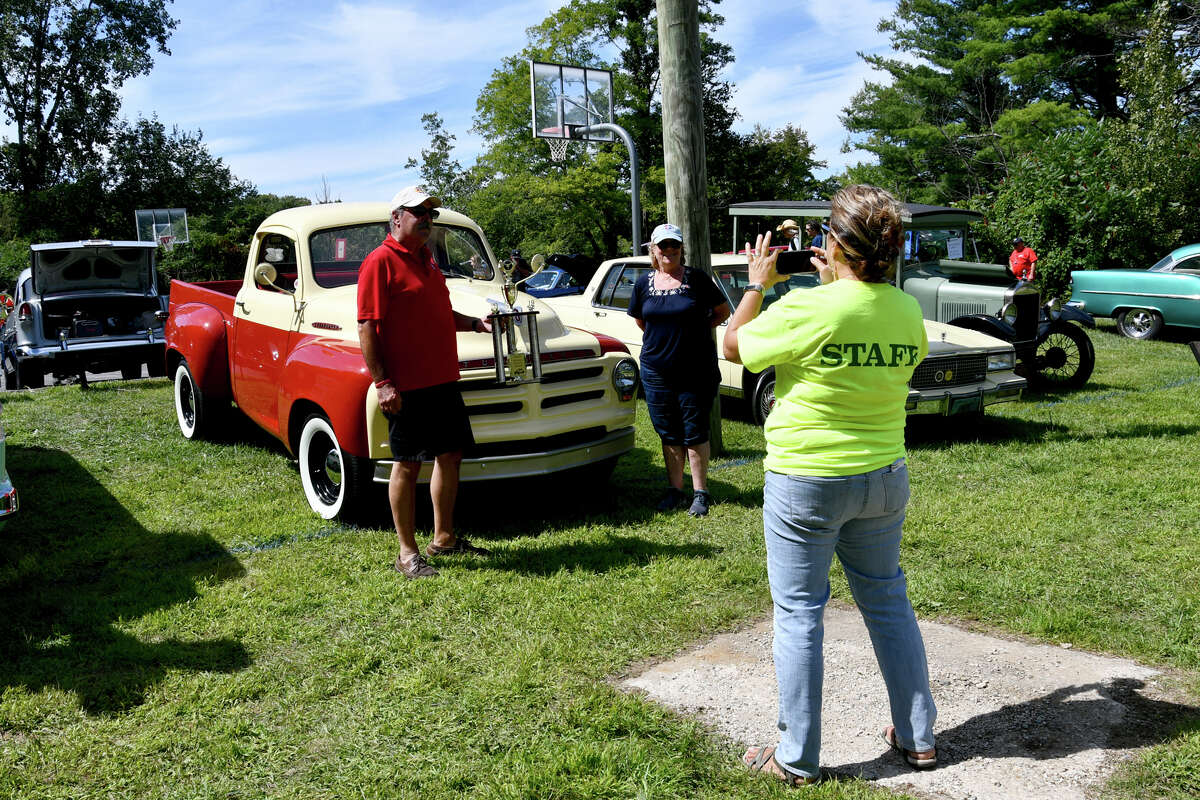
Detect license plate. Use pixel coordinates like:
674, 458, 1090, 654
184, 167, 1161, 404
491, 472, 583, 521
949, 394, 982, 415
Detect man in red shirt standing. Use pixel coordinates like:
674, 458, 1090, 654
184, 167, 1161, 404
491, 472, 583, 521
1009, 236, 1038, 282
357, 186, 493, 579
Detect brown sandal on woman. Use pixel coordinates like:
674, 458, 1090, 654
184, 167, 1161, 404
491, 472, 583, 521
742, 745, 819, 786
881, 726, 937, 769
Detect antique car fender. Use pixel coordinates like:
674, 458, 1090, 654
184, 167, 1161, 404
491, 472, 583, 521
1052, 305, 1095, 328
165, 302, 232, 398
948, 313, 1017, 342
277, 334, 372, 458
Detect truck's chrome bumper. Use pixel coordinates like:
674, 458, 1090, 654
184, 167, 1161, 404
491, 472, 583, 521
906, 374, 1025, 416
371, 426, 636, 484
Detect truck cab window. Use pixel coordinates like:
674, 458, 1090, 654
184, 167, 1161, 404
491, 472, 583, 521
257, 233, 298, 292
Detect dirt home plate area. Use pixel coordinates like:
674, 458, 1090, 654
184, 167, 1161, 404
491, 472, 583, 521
621, 605, 1197, 800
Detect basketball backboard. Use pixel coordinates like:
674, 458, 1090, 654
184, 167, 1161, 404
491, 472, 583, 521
530, 60, 614, 142
135, 208, 190, 245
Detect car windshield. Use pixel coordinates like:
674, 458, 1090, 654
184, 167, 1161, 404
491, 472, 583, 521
904, 228, 976, 263
1148, 254, 1174, 272
714, 267, 819, 311
308, 222, 496, 288
525, 269, 560, 290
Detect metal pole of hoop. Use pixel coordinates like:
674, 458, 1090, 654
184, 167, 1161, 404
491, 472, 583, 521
573, 122, 642, 255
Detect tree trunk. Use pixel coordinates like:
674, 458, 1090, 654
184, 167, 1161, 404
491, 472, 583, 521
657, 0, 721, 452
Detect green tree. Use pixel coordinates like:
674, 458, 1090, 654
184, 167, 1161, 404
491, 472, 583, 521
444, 0, 824, 261
157, 193, 310, 283
100, 116, 252, 234
985, 2, 1200, 296
404, 113, 477, 210
844, 0, 1157, 204
0, 0, 176, 230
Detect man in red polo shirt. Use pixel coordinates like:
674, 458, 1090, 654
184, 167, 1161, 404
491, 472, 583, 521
358, 186, 493, 579
1009, 236, 1038, 282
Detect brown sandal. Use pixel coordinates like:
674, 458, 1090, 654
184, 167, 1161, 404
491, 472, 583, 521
742, 745, 818, 786
881, 726, 937, 769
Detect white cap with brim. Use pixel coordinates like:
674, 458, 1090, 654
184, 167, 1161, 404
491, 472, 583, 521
390, 186, 441, 212
646, 223, 684, 248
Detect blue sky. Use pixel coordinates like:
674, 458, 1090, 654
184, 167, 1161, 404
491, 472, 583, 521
119, 0, 897, 204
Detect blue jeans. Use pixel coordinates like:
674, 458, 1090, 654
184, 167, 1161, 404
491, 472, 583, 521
763, 462, 936, 779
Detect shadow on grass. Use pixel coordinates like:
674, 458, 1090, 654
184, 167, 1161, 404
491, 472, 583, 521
830, 678, 1200, 778
453, 532, 720, 576
0, 445, 250, 716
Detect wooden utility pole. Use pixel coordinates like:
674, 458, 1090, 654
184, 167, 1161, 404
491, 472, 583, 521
656, 0, 722, 450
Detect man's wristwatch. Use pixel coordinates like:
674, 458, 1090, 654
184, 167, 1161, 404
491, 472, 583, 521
745, 283, 765, 294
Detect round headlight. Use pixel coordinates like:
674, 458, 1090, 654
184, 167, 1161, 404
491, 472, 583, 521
612, 357, 639, 400
1000, 302, 1019, 326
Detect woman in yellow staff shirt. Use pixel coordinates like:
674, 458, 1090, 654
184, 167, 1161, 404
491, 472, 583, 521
722, 185, 937, 785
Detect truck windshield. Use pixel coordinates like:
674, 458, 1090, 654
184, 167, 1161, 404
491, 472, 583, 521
905, 228, 976, 263
308, 222, 496, 288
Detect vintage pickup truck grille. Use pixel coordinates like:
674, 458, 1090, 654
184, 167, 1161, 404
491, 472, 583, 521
465, 426, 609, 458
460, 365, 605, 392
467, 401, 525, 416
910, 353, 987, 389
542, 390, 605, 410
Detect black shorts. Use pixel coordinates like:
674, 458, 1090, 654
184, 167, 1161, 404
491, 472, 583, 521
386, 382, 474, 462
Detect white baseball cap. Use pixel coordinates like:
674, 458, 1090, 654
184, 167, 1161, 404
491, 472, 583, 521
390, 186, 441, 212
648, 223, 684, 245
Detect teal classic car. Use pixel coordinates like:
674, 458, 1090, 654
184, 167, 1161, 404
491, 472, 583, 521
1069, 243, 1200, 339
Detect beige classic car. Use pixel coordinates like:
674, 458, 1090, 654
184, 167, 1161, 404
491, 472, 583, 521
540, 254, 1026, 424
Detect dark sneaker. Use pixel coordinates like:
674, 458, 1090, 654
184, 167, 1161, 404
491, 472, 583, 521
655, 487, 688, 512
688, 490, 711, 517
395, 553, 439, 579
425, 537, 491, 557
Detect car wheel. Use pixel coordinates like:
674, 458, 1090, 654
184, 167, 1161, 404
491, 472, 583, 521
174, 360, 223, 439
120, 363, 142, 380
1116, 307, 1164, 340
751, 368, 776, 426
1033, 321, 1095, 390
297, 413, 373, 521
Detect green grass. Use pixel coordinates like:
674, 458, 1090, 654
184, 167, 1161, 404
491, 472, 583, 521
0, 318, 1197, 798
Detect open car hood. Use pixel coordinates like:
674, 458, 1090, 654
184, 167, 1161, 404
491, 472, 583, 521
31, 240, 158, 295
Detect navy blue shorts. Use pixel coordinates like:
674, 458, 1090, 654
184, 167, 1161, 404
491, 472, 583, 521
386, 382, 474, 462
640, 365, 717, 446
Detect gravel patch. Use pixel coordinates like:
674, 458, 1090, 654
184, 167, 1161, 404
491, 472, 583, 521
621, 604, 1198, 799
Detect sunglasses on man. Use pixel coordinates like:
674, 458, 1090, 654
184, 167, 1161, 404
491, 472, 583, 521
656, 239, 682, 250
404, 205, 439, 219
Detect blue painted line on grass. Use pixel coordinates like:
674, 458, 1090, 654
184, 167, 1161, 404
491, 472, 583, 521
712, 457, 759, 471
228, 524, 356, 555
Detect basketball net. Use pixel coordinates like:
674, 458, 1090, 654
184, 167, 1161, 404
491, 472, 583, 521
547, 137, 571, 162
159, 235, 175, 252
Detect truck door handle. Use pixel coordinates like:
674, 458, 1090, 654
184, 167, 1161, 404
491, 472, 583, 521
593, 310, 607, 317
236, 300, 249, 313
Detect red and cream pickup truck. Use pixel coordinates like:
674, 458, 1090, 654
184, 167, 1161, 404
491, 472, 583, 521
165, 202, 639, 521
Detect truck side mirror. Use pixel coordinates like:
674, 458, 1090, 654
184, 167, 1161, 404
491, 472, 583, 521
254, 262, 292, 294
515, 254, 546, 285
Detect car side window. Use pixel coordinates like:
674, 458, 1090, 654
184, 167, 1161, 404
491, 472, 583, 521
595, 266, 623, 307
256, 233, 297, 292
608, 266, 650, 310
1173, 255, 1200, 275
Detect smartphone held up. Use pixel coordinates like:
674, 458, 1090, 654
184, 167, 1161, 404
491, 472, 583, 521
776, 249, 818, 274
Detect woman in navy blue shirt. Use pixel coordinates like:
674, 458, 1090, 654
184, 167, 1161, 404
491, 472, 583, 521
628, 223, 731, 516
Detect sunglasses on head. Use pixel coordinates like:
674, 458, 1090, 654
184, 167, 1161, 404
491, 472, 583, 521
656, 239, 682, 250
404, 205, 439, 219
